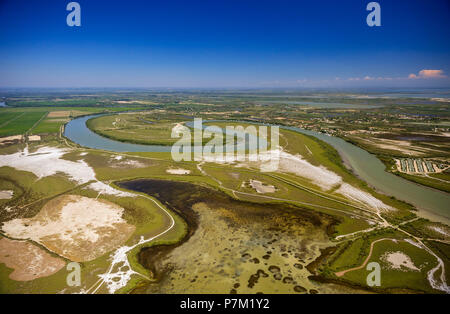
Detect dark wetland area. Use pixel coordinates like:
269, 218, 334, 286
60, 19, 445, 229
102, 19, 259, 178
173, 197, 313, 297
117, 179, 356, 294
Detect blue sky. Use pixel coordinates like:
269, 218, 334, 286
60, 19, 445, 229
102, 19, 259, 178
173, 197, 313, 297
0, 0, 449, 88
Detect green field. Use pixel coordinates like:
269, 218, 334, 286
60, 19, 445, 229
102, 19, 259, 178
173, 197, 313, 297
0, 111, 47, 136
340, 239, 439, 293
396, 172, 450, 193
0, 107, 152, 137
0, 90, 448, 294
86, 113, 184, 146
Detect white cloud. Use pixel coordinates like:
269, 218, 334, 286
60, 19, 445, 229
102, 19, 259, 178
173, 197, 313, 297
409, 69, 447, 79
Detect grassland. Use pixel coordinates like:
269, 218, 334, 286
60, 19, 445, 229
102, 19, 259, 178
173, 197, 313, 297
86, 113, 181, 146
311, 228, 446, 293
339, 239, 438, 293
0, 107, 151, 137
396, 172, 450, 193
0, 111, 47, 137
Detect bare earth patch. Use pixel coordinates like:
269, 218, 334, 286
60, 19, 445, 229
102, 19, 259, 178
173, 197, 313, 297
382, 251, 420, 271
110, 159, 146, 168
0, 146, 131, 196
47, 110, 87, 118
166, 168, 191, 175
202, 147, 392, 212
0, 135, 22, 144
335, 183, 393, 212
0, 190, 13, 199
28, 135, 41, 142
248, 179, 276, 193
0, 135, 22, 142
0, 237, 65, 281
1, 195, 135, 262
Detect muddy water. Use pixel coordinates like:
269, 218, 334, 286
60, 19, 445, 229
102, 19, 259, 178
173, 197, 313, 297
118, 179, 362, 294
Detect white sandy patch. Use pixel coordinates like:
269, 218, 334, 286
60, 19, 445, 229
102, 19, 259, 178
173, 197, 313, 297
277, 151, 341, 190
0, 190, 13, 199
0, 146, 96, 184
336, 183, 393, 212
1, 195, 135, 262
382, 251, 420, 271
28, 135, 41, 141
0, 146, 128, 196
2, 197, 125, 243
0, 237, 65, 281
110, 156, 145, 168
429, 226, 449, 236
87, 182, 135, 197
89, 194, 176, 294
271, 151, 391, 211
404, 238, 423, 249
248, 179, 276, 193
431, 98, 450, 103
172, 123, 186, 133
166, 168, 191, 175
200, 149, 341, 189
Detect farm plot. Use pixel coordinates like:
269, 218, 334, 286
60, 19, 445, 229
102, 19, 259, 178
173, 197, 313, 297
0, 112, 47, 137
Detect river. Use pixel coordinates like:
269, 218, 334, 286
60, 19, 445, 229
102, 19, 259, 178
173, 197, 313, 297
64, 114, 450, 223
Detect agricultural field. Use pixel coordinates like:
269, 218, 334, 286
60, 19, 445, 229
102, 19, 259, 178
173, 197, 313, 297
0, 111, 47, 137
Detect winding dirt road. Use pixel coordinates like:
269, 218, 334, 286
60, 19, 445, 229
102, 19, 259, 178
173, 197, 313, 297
335, 238, 394, 277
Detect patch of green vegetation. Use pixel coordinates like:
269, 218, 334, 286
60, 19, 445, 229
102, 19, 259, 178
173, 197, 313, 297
0, 245, 71, 294
401, 218, 449, 241
396, 172, 450, 193
323, 229, 404, 274
315, 227, 445, 293
329, 238, 366, 271
0, 167, 78, 223
342, 240, 438, 293
86, 114, 182, 146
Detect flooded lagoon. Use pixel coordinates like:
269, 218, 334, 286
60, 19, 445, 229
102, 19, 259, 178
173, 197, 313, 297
118, 179, 353, 294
